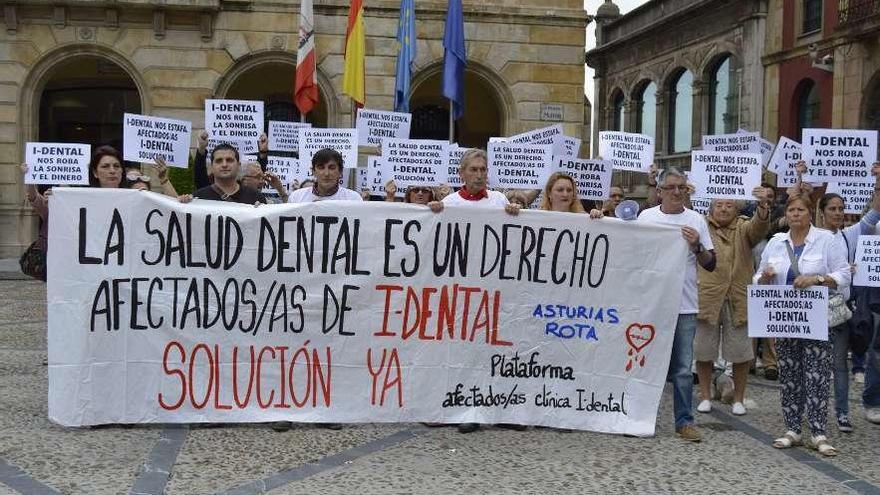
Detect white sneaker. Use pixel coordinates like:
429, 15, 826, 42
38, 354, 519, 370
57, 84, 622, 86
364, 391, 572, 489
854, 372, 865, 385
866, 407, 880, 424
732, 402, 747, 416
697, 399, 712, 413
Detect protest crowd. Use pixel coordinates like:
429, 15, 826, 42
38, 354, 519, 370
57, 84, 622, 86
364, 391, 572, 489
18, 100, 880, 458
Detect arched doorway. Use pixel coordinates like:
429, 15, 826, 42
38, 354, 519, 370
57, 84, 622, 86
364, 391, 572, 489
219, 58, 329, 130
408, 68, 505, 148
38, 55, 141, 151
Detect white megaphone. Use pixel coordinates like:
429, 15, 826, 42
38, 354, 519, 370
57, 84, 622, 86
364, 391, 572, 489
615, 200, 640, 220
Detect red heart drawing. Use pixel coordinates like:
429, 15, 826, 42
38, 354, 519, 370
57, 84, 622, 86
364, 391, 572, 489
626, 323, 655, 353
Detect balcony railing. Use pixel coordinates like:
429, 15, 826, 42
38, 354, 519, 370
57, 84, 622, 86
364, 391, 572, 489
839, 0, 880, 26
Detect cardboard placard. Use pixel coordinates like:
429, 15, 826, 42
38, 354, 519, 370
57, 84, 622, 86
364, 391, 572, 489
854, 235, 880, 287
689, 151, 762, 200
598, 131, 655, 173
299, 128, 359, 170
122, 113, 192, 168
748, 285, 829, 341
702, 132, 761, 155
554, 158, 613, 200
24, 142, 91, 185
825, 181, 875, 214
383, 139, 449, 188
767, 137, 802, 187
801, 128, 878, 182
268, 121, 312, 152
488, 142, 553, 189
355, 108, 412, 146
205, 99, 265, 154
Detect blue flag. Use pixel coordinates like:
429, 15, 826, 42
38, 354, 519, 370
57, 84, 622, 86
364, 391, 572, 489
442, 0, 466, 120
394, 0, 417, 112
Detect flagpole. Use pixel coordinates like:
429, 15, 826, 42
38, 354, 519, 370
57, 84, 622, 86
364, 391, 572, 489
449, 102, 454, 144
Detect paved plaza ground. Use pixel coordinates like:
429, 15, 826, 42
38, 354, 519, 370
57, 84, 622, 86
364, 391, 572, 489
0, 270, 878, 495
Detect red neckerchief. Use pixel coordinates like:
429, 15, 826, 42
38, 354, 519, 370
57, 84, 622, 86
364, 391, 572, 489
458, 188, 488, 201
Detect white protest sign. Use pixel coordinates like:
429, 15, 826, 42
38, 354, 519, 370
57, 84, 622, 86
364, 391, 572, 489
24, 142, 90, 185
488, 142, 553, 189
48, 188, 688, 436
355, 108, 412, 146
747, 285, 829, 341
689, 151, 762, 200
767, 137, 802, 187
356, 167, 368, 194
205, 99, 264, 154
446, 145, 466, 189
509, 124, 566, 157
122, 113, 191, 168
269, 121, 312, 152
554, 158, 613, 201
299, 128, 358, 169
801, 129, 878, 182
690, 197, 711, 215
703, 132, 761, 155
854, 236, 880, 287
383, 139, 449, 188
562, 136, 582, 158
598, 131, 654, 173
264, 156, 298, 195
826, 181, 875, 214
735, 129, 774, 167
365, 156, 391, 196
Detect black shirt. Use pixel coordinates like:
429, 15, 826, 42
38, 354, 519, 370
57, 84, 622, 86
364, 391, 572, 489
193, 184, 266, 204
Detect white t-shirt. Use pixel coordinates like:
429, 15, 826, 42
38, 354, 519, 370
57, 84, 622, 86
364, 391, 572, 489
442, 189, 509, 208
288, 187, 363, 203
638, 205, 714, 315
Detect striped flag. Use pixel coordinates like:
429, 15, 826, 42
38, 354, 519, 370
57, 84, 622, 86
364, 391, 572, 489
394, 0, 416, 112
294, 0, 318, 116
343, 0, 366, 107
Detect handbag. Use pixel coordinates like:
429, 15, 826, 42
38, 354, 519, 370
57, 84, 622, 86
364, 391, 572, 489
785, 240, 851, 327
18, 241, 46, 281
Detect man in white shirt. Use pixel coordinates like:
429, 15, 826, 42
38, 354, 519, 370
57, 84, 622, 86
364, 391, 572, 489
288, 148, 362, 203
428, 149, 519, 214
638, 166, 716, 442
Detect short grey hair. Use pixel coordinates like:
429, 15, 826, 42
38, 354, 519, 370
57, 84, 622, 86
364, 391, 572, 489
657, 166, 686, 188
458, 148, 487, 172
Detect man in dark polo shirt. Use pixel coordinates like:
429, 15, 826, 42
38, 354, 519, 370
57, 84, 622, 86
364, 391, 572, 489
184, 143, 266, 204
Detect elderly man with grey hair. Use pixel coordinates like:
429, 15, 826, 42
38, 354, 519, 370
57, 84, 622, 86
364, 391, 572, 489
428, 149, 520, 214
638, 166, 716, 442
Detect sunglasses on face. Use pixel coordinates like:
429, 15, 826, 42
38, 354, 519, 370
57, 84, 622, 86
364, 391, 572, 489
126, 171, 150, 182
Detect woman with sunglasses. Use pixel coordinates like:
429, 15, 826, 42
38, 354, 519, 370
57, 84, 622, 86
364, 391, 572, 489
384, 179, 435, 205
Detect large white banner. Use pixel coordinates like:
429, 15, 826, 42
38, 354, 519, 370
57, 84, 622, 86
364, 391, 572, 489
48, 190, 688, 435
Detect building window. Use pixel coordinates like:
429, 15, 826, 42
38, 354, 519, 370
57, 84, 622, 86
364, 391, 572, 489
635, 81, 657, 139
669, 69, 694, 153
803, 0, 822, 34
796, 79, 821, 136
612, 90, 625, 131
708, 56, 739, 135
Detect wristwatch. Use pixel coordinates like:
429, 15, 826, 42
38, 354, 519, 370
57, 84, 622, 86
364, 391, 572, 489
816, 275, 826, 285
692, 244, 702, 255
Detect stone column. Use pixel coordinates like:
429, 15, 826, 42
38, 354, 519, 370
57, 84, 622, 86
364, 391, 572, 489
691, 79, 708, 150
655, 92, 668, 156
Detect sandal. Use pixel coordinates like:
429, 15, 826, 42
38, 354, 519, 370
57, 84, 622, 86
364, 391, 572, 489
773, 430, 802, 449
809, 435, 839, 457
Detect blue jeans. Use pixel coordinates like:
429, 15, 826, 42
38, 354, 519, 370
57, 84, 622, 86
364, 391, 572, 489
830, 324, 850, 416
864, 316, 880, 409
668, 314, 696, 430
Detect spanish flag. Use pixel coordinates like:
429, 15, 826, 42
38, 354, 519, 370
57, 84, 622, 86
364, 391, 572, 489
342, 0, 366, 107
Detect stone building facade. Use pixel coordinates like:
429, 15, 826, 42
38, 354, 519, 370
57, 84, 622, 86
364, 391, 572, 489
763, 0, 880, 143
0, 0, 590, 257
586, 0, 768, 193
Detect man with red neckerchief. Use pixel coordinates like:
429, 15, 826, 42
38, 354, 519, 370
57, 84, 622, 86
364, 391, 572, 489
428, 148, 522, 434
428, 149, 520, 214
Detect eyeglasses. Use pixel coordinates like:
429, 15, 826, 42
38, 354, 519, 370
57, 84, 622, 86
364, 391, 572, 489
409, 187, 431, 194
659, 185, 688, 192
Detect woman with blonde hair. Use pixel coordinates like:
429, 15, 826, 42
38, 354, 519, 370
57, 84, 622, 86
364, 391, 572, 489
539, 172, 603, 218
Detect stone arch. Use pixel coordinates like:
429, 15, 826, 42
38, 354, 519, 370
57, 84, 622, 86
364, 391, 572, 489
213, 50, 338, 127
662, 65, 696, 91
699, 47, 741, 80
861, 69, 880, 130
19, 43, 148, 147
408, 59, 516, 145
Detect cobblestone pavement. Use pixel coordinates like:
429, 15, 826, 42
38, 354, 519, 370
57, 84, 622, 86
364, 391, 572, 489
1, 277, 878, 495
